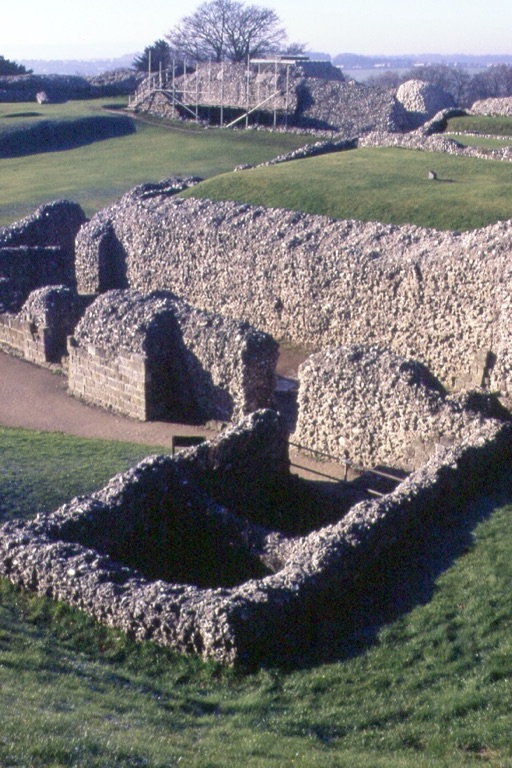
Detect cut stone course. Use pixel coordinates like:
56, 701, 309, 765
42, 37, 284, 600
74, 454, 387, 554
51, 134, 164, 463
68, 289, 278, 422
0, 285, 85, 364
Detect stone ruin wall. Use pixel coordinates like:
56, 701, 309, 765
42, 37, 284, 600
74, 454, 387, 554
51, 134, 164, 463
1, 408, 511, 666
0, 202, 87, 363
133, 60, 344, 112
294, 345, 510, 471
67, 290, 278, 423
132, 61, 406, 133
75, 192, 512, 400
0, 286, 83, 366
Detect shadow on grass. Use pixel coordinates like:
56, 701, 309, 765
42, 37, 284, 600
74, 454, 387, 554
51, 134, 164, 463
297, 472, 512, 669
0, 115, 136, 158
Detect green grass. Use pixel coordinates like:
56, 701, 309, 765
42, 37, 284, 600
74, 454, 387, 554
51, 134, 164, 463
181, 146, 512, 230
3, 100, 512, 231
0, 426, 166, 522
0, 99, 315, 226
445, 115, 512, 137
446, 134, 512, 149
1, 427, 512, 766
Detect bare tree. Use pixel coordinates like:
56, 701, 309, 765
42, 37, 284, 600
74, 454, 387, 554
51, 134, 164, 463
166, 0, 288, 63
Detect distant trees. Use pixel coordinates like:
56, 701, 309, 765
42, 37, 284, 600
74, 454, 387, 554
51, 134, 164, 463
165, 0, 290, 63
0, 55, 31, 76
368, 63, 512, 107
132, 40, 172, 73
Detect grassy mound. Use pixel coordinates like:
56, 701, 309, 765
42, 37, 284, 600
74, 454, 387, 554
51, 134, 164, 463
181, 146, 512, 231
0, 100, 316, 226
0, 115, 136, 157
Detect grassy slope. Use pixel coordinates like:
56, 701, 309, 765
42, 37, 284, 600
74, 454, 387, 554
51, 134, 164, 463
0, 100, 315, 226
0, 427, 512, 767
181, 146, 512, 231
445, 115, 512, 137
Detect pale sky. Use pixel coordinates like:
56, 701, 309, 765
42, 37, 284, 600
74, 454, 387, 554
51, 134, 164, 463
2, 0, 511, 61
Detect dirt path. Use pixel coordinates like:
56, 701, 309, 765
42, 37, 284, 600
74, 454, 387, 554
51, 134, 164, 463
0, 347, 347, 483
0, 351, 209, 448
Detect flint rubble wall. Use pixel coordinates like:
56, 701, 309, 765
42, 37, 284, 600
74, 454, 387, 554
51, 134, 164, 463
68, 289, 278, 423
294, 345, 510, 470
1, 409, 510, 665
75, 191, 512, 397
0, 200, 86, 296
132, 62, 404, 134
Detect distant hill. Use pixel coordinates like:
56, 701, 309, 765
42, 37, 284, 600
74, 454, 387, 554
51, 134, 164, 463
332, 52, 512, 70
19, 54, 137, 76
18, 51, 512, 78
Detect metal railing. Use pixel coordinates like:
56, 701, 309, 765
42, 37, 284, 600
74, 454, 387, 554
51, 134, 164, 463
288, 440, 407, 490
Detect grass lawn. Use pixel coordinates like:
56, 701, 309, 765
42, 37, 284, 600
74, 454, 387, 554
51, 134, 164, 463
445, 134, 512, 149
445, 115, 512, 137
181, 146, 512, 230
0, 427, 512, 766
0, 100, 315, 227
0, 426, 166, 523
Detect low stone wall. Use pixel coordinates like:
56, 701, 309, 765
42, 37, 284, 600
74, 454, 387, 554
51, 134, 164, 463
0, 200, 86, 302
0, 71, 144, 102
0, 286, 86, 364
1, 409, 510, 666
360, 128, 512, 163
294, 345, 510, 470
68, 290, 278, 422
75, 188, 512, 397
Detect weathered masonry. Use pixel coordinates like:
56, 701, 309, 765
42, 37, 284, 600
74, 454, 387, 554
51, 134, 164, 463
68, 289, 278, 422
75, 188, 512, 399
1, 409, 511, 666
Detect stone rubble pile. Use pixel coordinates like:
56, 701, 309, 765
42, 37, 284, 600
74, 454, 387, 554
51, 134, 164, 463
471, 96, 512, 116
395, 79, 455, 129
